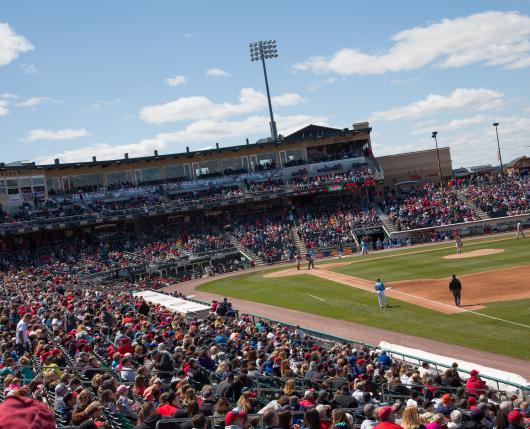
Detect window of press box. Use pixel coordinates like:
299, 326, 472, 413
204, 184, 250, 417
164, 164, 191, 181
19, 177, 32, 193
7, 178, 19, 194
135, 167, 163, 185
106, 170, 134, 187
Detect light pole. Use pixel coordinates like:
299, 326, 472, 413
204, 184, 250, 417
249, 40, 278, 141
492, 122, 504, 182
431, 131, 443, 187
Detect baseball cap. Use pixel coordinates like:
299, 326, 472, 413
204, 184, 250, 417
469, 369, 479, 376
507, 410, 524, 423
117, 385, 129, 395
225, 408, 247, 425
378, 406, 393, 421
441, 394, 453, 404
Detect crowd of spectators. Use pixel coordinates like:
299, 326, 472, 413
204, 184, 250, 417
0, 258, 528, 429
456, 176, 529, 218
292, 167, 377, 191
383, 185, 478, 231
297, 208, 379, 249
234, 218, 297, 263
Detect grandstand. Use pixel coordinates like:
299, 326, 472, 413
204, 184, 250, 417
1, 121, 529, 429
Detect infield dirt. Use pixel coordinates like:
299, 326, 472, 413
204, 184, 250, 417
265, 264, 530, 314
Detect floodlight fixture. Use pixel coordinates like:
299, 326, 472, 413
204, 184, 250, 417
249, 40, 279, 140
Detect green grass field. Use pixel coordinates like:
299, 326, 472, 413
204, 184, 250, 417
198, 235, 530, 359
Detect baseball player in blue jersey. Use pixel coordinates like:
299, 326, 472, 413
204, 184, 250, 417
375, 278, 388, 308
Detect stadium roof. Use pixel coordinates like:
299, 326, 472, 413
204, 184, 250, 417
0, 123, 371, 171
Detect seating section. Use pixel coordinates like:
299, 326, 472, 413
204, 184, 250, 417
457, 176, 529, 218
0, 257, 519, 429
234, 218, 297, 262
383, 184, 478, 230
298, 208, 380, 249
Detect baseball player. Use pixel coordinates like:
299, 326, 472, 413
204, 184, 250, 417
374, 278, 388, 309
360, 239, 369, 255
516, 221, 525, 239
296, 252, 302, 270
449, 274, 462, 306
455, 236, 463, 254
307, 251, 315, 270
338, 242, 344, 259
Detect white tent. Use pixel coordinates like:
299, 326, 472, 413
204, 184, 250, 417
134, 290, 210, 318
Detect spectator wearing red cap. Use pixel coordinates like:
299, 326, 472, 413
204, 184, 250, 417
225, 407, 247, 429
507, 411, 525, 429
436, 394, 456, 416
374, 406, 403, 429
466, 370, 486, 396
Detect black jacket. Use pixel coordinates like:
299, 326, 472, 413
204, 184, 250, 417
331, 393, 358, 409
134, 414, 161, 429
449, 278, 462, 292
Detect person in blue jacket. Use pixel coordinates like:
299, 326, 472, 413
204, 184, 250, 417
374, 278, 388, 308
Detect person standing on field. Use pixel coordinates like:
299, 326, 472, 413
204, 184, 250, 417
516, 221, 525, 239
449, 274, 462, 307
307, 252, 315, 270
455, 236, 463, 254
296, 252, 302, 270
374, 278, 388, 309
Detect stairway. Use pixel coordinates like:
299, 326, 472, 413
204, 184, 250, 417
225, 233, 267, 267
291, 225, 308, 256
455, 193, 489, 220
375, 206, 397, 236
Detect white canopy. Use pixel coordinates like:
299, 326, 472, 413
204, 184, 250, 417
134, 290, 210, 318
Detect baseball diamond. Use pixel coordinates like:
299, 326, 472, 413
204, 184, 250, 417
2, 4, 530, 428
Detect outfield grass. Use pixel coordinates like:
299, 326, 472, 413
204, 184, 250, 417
198, 235, 530, 359
330, 234, 530, 281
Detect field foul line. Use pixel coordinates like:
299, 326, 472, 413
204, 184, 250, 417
384, 288, 529, 328
306, 293, 325, 302
336, 235, 517, 266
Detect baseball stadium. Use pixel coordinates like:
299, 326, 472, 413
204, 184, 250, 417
1, 3, 530, 429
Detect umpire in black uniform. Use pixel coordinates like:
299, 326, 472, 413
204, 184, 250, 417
449, 274, 462, 306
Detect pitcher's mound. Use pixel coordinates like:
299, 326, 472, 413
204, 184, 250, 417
444, 248, 504, 259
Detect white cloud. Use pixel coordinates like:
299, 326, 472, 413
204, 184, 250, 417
0, 22, 33, 67
140, 88, 305, 124
1, 93, 18, 99
28, 128, 92, 142
158, 114, 327, 144
165, 75, 187, 86
82, 98, 121, 111
16, 96, 50, 108
205, 68, 231, 78
36, 139, 167, 164
0, 99, 7, 116
410, 115, 487, 135
294, 11, 530, 75
374, 115, 530, 167
183, 32, 192, 39
21, 63, 37, 74
36, 114, 327, 163
370, 88, 503, 121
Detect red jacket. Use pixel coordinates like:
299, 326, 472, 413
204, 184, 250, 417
374, 422, 403, 429
465, 376, 486, 395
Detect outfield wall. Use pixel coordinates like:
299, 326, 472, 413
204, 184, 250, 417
389, 213, 530, 243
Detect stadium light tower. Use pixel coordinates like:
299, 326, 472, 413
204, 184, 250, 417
492, 122, 504, 182
431, 131, 443, 187
249, 40, 279, 141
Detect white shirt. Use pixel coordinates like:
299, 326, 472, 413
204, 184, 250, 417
16, 319, 28, 344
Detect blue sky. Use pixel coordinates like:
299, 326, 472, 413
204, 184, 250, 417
1, 0, 530, 168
